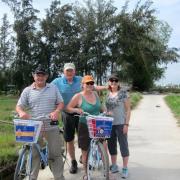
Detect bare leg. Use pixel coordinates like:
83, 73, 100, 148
111, 154, 117, 164
68, 140, 78, 174
82, 149, 88, 178
67, 140, 75, 160
122, 156, 129, 168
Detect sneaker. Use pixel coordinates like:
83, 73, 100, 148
69, 160, 78, 174
121, 168, 128, 179
110, 164, 119, 173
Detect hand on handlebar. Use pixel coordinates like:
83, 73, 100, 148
75, 108, 84, 115
49, 111, 59, 126
18, 111, 31, 119
49, 110, 59, 120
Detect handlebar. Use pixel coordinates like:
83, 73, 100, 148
33, 115, 59, 126
31, 115, 50, 120
15, 114, 59, 126
75, 112, 110, 117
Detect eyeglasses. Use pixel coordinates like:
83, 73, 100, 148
86, 81, 94, 85
109, 79, 119, 83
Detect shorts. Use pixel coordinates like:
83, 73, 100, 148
62, 111, 79, 142
78, 122, 91, 151
108, 125, 129, 157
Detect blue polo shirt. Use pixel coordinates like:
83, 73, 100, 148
51, 75, 82, 106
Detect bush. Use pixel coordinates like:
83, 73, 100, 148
130, 92, 143, 109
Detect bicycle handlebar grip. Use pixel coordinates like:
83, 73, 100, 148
50, 120, 59, 126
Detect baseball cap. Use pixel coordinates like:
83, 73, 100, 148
82, 75, 94, 83
33, 65, 48, 75
108, 73, 119, 80
64, 63, 75, 71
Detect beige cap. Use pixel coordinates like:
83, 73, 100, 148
64, 63, 75, 71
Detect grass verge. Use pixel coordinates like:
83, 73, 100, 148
164, 94, 180, 125
130, 92, 143, 109
0, 95, 18, 169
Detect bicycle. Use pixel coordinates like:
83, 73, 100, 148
13, 115, 66, 180
81, 113, 113, 180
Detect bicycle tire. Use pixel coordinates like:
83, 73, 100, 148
87, 141, 109, 180
14, 146, 32, 180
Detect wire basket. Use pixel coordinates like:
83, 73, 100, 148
13, 119, 42, 143
86, 115, 113, 138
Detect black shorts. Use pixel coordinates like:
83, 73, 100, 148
108, 125, 129, 157
78, 122, 91, 151
62, 111, 79, 142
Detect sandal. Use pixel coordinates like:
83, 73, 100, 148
83, 174, 88, 180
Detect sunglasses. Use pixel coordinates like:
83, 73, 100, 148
86, 81, 94, 85
109, 79, 119, 83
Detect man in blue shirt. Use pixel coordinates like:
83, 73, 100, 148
52, 63, 107, 174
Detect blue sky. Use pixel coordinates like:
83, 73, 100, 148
0, 0, 180, 85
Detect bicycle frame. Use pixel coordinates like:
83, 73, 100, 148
84, 113, 112, 180
88, 139, 102, 166
36, 140, 49, 168
14, 116, 50, 180
87, 138, 109, 180
14, 137, 49, 180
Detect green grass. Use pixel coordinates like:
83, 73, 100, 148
0, 95, 18, 168
130, 92, 143, 109
164, 94, 180, 125
0, 133, 18, 167
0, 95, 17, 121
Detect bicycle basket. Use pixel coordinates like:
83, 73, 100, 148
86, 115, 113, 138
13, 119, 42, 143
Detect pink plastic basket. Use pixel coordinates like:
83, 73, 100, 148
86, 115, 113, 138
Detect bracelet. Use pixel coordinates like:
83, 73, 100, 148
124, 124, 129, 126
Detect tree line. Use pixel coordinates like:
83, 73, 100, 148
0, 0, 179, 92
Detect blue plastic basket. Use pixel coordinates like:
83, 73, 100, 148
87, 116, 113, 138
13, 119, 42, 143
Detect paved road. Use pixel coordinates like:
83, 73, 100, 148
38, 95, 180, 180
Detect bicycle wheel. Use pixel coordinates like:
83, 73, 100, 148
87, 141, 109, 180
14, 145, 32, 180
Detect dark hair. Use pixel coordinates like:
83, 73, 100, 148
108, 84, 120, 92
33, 64, 48, 75
108, 73, 119, 81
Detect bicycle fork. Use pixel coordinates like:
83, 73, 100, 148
35, 143, 49, 169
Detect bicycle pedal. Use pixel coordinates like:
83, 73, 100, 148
88, 164, 95, 170
41, 162, 46, 169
